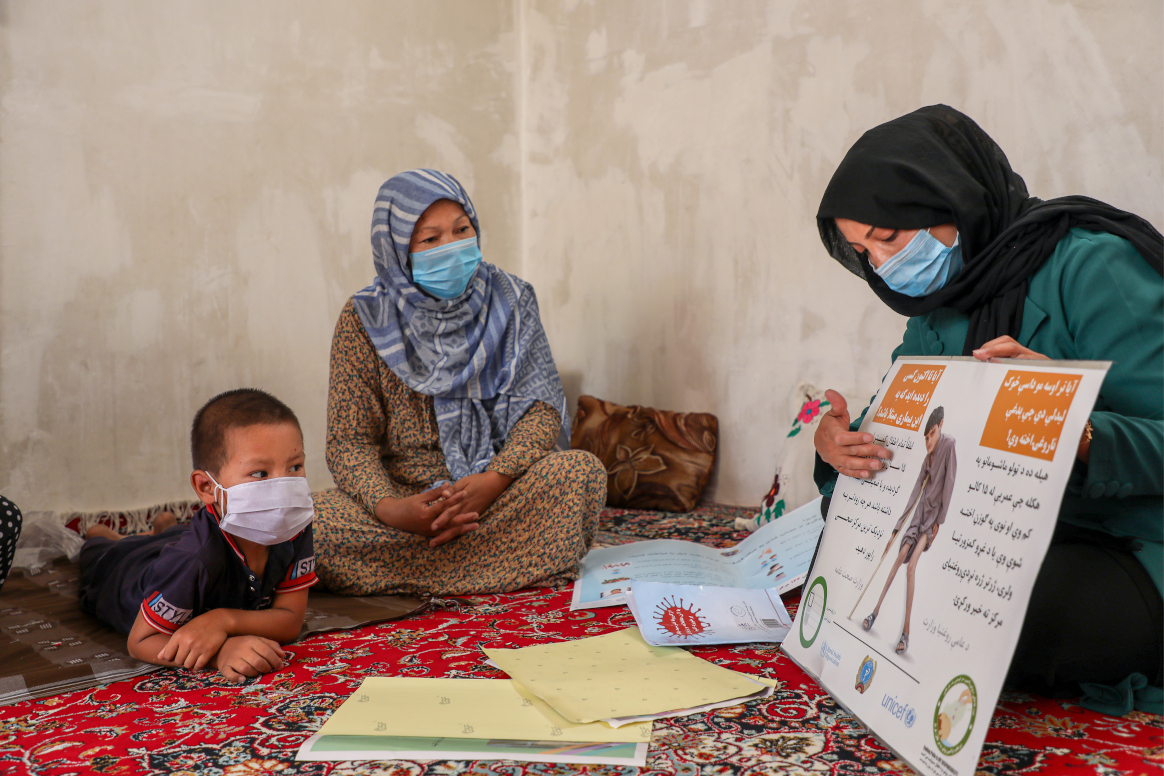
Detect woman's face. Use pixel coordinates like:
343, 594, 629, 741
834, 218, 957, 269
409, 198, 476, 253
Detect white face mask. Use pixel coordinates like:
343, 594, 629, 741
205, 473, 314, 546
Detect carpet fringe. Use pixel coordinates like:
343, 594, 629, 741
65, 500, 202, 536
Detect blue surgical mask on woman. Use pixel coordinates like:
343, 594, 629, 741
873, 229, 963, 297
409, 237, 482, 299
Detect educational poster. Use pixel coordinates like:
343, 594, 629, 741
783, 357, 1108, 776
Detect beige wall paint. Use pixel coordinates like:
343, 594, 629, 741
1, 1, 1160, 512
521, 0, 1163, 505
0, 1, 521, 511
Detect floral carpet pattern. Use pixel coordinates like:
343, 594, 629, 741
2, 504, 1161, 775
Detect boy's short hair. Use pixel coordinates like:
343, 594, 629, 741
925, 406, 945, 435
191, 388, 302, 474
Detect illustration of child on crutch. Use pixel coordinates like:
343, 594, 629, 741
854, 406, 957, 655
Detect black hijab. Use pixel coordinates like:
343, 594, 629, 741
817, 105, 1164, 356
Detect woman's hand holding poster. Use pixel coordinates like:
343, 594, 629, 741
784, 356, 1108, 776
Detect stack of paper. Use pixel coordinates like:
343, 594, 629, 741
297, 677, 650, 765
299, 628, 777, 765
484, 627, 771, 726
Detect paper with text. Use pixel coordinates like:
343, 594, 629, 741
783, 357, 1108, 776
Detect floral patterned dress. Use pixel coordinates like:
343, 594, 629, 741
312, 301, 605, 596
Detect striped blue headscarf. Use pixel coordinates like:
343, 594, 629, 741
351, 169, 569, 483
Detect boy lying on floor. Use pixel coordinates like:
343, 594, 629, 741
79, 388, 317, 682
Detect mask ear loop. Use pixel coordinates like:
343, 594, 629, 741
205, 471, 226, 518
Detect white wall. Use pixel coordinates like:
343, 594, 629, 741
1, 1, 1160, 511
0, 1, 521, 511
520, 0, 1163, 504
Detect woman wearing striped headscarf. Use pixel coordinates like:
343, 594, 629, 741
312, 170, 606, 596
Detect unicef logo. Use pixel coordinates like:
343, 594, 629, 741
880, 693, 915, 727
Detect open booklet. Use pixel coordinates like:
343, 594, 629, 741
571, 497, 824, 610
783, 356, 1108, 776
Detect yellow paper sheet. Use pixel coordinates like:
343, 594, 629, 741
317, 677, 651, 743
740, 673, 779, 689
484, 627, 766, 723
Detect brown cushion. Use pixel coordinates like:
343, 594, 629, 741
570, 395, 718, 512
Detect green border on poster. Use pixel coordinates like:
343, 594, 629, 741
799, 576, 827, 648
933, 674, 978, 756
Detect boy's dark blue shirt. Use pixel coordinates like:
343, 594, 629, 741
79, 505, 316, 635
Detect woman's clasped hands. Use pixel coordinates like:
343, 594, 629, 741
374, 471, 514, 547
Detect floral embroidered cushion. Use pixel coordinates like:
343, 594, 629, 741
570, 395, 718, 512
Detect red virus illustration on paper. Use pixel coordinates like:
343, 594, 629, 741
653, 596, 712, 639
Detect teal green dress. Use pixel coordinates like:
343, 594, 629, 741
817, 228, 1163, 593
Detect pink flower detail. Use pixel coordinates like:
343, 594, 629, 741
797, 399, 824, 425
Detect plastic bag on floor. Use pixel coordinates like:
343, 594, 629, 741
12, 511, 83, 574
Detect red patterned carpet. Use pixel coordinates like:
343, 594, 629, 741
2, 504, 1161, 775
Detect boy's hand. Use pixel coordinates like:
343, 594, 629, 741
213, 635, 287, 683
375, 486, 480, 547
159, 611, 230, 670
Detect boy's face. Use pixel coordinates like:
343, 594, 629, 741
925, 422, 943, 454
191, 422, 306, 510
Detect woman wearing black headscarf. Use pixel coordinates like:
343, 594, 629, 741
813, 105, 1163, 712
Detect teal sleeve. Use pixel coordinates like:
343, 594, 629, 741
1057, 232, 1163, 502
1079, 414, 1163, 499
814, 453, 839, 497
814, 317, 924, 496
